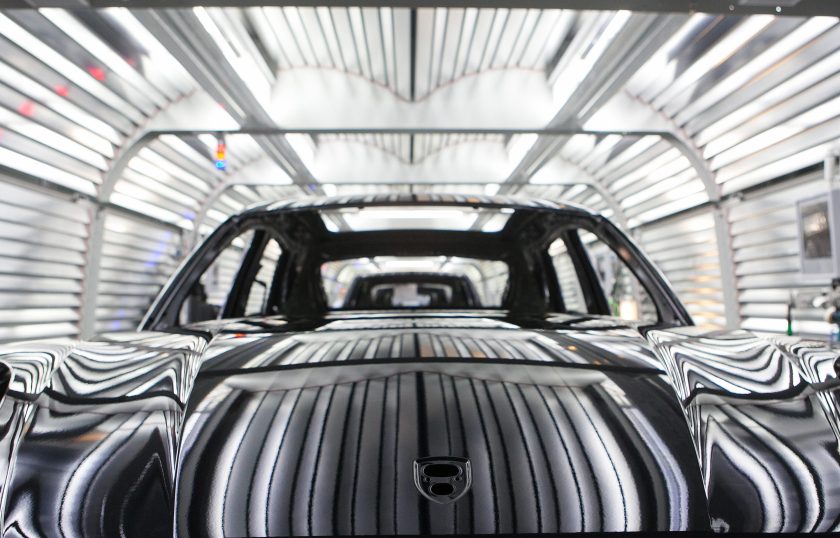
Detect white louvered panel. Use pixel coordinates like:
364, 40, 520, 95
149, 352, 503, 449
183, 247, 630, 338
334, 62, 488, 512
0, 177, 88, 341
637, 208, 725, 329
95, 211, 181, 333
726, 169, 830, 339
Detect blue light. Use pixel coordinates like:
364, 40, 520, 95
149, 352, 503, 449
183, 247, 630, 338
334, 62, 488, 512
215, 160, 226, 170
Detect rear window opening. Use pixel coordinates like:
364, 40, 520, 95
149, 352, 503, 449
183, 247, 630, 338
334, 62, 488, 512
320, 206, 512, 233
322, 256, 509, 310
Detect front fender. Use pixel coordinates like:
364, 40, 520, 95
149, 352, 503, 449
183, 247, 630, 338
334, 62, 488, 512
0, 332, 209, 537
648, 327, 840, 532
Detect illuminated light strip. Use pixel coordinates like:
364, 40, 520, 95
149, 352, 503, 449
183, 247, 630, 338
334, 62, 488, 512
193, 7, 273, 111
627, 14, 713, 100
0, 146, 97, 195
0, 105, 109, 169
718, 143, 832, 193
675, 17, 839, 126
284, 133, 315, 170
607, 147, 684, 193
698, 48, 840, 150
103, 8, 196, 97
551, 11, 631, 110
577, 134, 624, 170
0, 60, 120, 148
619, 168, 700, 209
109, 191, 194, 230
506, 132, 538, 169
709, 94, 840, 170
651, 15, 776, 109
247, 8, 286, 69
348, 7, 373, 78
634, 192, 709, 223
0, 13, 140, 121
163, 134, 231, 170
260, 7, 304, 68
137, 147, 211, 193
125, 157, 207, 204
594, 135, 661, 180
630, 153, 693, 188
121, 165, 202, 208
39, 8, 167, 109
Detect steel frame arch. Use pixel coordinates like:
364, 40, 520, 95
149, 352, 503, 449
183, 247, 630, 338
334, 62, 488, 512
108, 126, 704, 221
81, 90, 216, 338
89, 126, 737, 336
109, 126, 720, 235
620, 89, 740, 329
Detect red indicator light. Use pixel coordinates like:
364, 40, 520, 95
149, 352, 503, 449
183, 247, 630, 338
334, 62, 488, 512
54, 85, 69, 97
18, 100, 35, 117
87, 66, 106, 81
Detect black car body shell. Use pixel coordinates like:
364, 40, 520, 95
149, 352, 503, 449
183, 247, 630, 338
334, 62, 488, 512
0, 195, 837, 536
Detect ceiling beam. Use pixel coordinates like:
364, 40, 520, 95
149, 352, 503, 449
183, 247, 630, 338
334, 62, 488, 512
27, 1, 840, 17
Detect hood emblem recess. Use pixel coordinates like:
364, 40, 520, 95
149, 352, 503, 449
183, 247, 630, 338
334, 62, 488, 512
413, 456, 472, 504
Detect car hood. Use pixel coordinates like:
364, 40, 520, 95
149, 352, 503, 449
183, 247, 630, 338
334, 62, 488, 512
0, 313, 838, 535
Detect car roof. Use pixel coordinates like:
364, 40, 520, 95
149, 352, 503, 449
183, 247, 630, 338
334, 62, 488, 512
236, 193, 600, 219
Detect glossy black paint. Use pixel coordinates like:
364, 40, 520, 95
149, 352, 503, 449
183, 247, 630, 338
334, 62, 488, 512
0, 196, 837, 536
0, 314, 838, 535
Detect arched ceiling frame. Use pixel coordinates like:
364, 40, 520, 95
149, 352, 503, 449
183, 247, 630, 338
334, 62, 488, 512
108, 127, 717, 248
607, 90, 740, 329
499, 12, 687, 189
81, 90, 241, 337
512, 93, 741, 328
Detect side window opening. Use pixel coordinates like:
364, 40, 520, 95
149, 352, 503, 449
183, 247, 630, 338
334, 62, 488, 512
244, 239, 282, 316
582, 232, 657, 323
204, 231, 254, 310
549, 231, 659, 324
178, 230, 283, 325
548, 239, 587, 313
